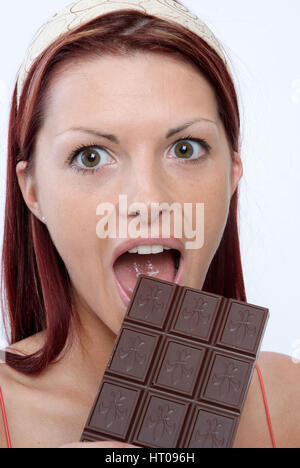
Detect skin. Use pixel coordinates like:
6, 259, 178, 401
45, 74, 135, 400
0, 52, 299, 448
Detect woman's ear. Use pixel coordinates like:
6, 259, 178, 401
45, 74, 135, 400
16, 161, 44, 223
231, 151, 243, 196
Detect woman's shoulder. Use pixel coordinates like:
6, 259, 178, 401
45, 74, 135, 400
257, 351, 300, 447
0, 332, 48, 448
257, 350, 300, 404
0, 332, 88, 447
234, 350, 300, 448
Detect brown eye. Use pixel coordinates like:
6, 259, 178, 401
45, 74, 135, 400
174, 141, 194, 159
80, 148, 101, 168
171, 138, 208, 162
68, 144, 114, 175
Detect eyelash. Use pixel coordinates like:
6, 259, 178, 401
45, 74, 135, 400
66, 135, 212, 175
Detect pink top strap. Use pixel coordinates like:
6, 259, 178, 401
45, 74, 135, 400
0, 387, 12, 448
255, 364, 276, 448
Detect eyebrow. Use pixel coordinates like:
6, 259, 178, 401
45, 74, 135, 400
56, 118, 217, 143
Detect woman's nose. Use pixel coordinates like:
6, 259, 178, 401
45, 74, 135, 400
122, 157, 170, 212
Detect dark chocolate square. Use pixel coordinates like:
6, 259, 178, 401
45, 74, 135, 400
134, 393, 189, 447
172, 288, 222, 341
108, 328, 159, 383
217, 300, 269, 356
88, 381, 140, 440
186, 405, 238, 448
126, 276, 177, 329
201, 353, 253, 410
153, 339, 206, 396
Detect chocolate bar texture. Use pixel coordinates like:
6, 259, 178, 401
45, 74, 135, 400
81, 275, 269, 448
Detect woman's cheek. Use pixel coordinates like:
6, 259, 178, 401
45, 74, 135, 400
41, 185, 97, 274
203, 175, 231, 255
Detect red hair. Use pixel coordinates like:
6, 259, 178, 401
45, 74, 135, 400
0, 7, 246, 375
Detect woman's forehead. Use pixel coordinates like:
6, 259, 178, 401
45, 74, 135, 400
43, 54, 219, 144
43, 53, 219, 133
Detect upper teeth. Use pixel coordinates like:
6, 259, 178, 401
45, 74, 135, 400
127, 245, 172, 254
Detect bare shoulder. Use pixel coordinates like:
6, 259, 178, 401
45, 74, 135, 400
0, 332, 47, 448
257, 351, 300, 448
0, 332, 89, 447
257, 351, 300, 404
234, 351, 300, 448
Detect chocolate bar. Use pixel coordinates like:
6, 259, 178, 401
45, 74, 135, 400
81, 275, 269, 448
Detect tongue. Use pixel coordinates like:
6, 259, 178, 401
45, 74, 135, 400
113, 250, 176, 298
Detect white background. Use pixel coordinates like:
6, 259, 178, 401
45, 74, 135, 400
0, 0, 299, 356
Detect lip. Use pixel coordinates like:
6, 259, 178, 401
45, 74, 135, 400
110, 237, 185, 307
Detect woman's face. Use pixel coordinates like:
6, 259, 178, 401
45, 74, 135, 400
17, 52, 242, 335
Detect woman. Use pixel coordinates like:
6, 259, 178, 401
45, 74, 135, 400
0, 0, 299, 448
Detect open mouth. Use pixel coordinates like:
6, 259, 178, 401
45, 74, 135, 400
112, 248, 183, 306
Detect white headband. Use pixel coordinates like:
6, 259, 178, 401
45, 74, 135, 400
16, 0, 231, 108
